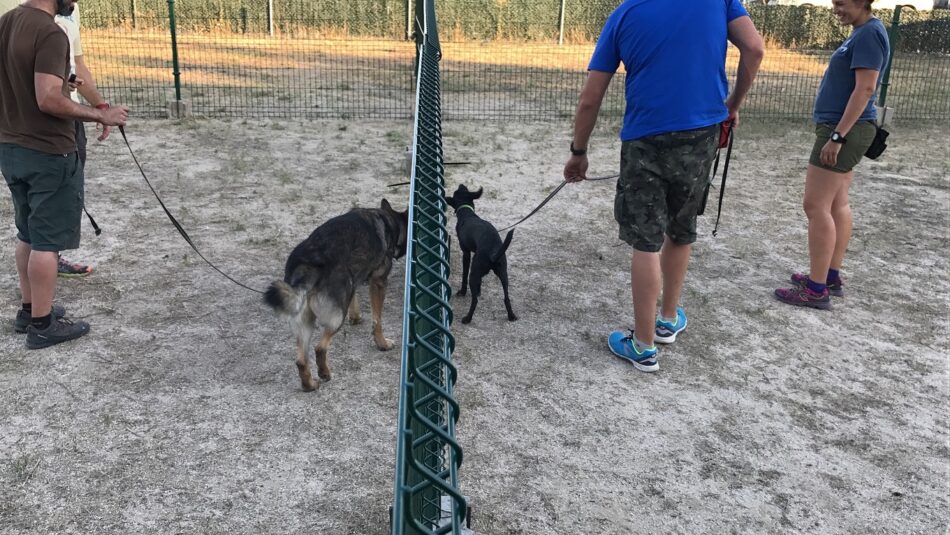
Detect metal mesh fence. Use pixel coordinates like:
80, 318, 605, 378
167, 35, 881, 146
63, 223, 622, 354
81, 2, 950, 121
84, 24, 416, 119
392, 1, 467, 532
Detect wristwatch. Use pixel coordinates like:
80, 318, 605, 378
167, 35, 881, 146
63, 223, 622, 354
570, 142, 587, 156
830, 131, 847, 144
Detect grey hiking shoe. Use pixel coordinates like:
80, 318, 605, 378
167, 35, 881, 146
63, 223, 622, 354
25, 316, 90, 349
14, 304, 66, 334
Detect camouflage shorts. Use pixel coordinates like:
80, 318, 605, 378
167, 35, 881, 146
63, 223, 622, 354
614, 125, 719, 252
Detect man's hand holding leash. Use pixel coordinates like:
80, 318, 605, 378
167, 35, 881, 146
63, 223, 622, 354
94, 103, 121, 141
564, 151, 588, 183
67, 73, 83, 91
96, 103, 129, 130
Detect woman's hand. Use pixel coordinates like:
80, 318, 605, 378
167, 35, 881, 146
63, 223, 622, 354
820, 140, 842, 168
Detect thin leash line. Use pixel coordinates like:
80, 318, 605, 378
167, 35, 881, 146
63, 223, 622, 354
711, 123, 735, 237
496, 172, 619, 232
118, 126, 264, 295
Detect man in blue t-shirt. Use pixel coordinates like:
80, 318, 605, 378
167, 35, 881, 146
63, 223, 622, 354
563, 0, 764, 372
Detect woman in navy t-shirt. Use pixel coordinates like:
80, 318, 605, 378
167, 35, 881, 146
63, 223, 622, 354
775, 0, 889, 309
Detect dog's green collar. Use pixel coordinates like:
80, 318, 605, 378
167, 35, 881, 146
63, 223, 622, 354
455, 205, 475, 214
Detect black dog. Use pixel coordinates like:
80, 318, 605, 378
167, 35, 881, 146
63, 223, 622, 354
445, 185, 517, 324
264, 199, 408, 391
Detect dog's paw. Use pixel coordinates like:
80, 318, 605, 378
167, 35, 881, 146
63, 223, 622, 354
376, 338, 395, 351
455, 290, 467, 297
349, 315, 363, 325
318, 370, 332, 382
301, 378, 320, 392
508, 313, 518, 322
461, 316, 472, 324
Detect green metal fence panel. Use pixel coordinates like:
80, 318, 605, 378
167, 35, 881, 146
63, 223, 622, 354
81, 2, 949, 120
392, 0, 466, 533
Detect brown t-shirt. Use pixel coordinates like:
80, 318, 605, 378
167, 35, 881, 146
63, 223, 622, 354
0, 5, 74, 154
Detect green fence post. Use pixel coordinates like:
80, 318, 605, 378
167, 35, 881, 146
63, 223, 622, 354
130, 0, 136, 29
166, 0, 181, 102
878, 5, 901, 108
240, 7, 248, 34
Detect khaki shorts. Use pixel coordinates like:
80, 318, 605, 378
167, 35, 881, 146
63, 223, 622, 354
1, 143, 84, 252
809, 121, 877, 173
615, 125, 719, 252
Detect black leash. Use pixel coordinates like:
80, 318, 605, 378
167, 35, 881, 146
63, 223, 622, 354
698, 121, 735, 236
118, 126, 264, 295
497, 173, 618, 232
82, 205, 101, 236
493, 124, 735, 236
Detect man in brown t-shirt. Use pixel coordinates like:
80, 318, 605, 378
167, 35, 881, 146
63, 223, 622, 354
0, 0, 128, 349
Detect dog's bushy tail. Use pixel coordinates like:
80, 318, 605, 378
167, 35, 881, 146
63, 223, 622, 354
264, 264, 324, 317
264, 281, 300, 316
492, 229, 515, 263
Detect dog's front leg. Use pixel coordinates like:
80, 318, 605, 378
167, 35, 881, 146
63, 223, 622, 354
370, 278, 394, 350
457, 250, 471, 296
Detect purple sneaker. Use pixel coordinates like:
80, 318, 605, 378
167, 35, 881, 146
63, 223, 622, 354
775, 286, 832, 310
791, 272, 844, 297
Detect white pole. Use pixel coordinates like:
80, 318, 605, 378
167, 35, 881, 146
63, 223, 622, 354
558, 0, 566, 45
268, 0, 274, 36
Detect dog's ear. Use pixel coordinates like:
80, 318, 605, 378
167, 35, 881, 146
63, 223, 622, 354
473, 187, 483, 199
394, 208, 410, 259
380, 198, 395, 213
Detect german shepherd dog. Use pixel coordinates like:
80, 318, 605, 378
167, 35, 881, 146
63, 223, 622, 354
445, 185, 517, 324
264, 199, 409, 391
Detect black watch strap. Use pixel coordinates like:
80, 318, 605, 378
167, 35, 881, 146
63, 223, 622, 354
831, 131, 847, 144
570, 142, 587, 156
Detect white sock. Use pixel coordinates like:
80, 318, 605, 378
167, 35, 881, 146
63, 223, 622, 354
634, 338, 654, 352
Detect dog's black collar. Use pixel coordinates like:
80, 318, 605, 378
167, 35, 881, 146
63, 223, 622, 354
454, 205, 475, 215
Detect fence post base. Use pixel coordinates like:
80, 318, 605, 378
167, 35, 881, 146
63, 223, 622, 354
440, 495, 474, 534
403, 146, 413, 177
166, 88, 192, 118
875, 105, 894, 127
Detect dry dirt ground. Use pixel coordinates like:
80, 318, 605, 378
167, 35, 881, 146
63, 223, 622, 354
0, 118, 947, 534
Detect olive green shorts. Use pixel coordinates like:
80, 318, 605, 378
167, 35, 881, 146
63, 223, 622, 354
1, 143, 84, 252
809, 121, 877, 173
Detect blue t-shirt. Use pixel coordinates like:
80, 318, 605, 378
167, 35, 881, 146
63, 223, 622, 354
813, 18, 889, 124
588, 0, 749, 141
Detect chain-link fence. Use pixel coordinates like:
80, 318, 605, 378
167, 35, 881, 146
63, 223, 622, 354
81, 2, 950, 121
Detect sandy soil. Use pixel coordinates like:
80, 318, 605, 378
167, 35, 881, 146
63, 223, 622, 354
0, 118, 947, 534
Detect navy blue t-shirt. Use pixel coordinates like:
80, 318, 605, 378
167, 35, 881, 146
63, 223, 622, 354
588, 0, 749, 141
813, 18, 889, 124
